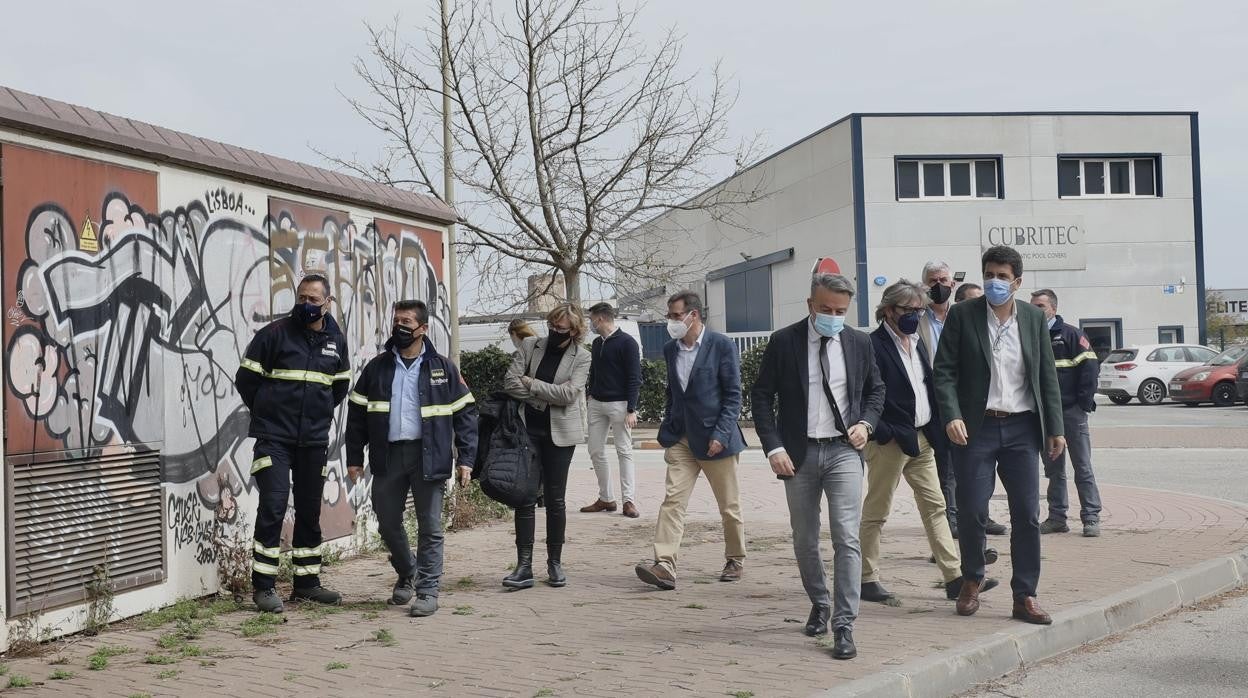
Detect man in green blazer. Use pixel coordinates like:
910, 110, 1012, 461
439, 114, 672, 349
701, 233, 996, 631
933, 245, 1066, 625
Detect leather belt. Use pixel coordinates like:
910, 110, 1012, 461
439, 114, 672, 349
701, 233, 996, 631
808, 436, 849, 445
983, 409, 1030, 419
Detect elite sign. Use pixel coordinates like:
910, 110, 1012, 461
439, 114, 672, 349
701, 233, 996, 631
979, 216, 1087, 271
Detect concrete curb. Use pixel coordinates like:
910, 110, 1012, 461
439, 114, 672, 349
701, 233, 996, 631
822, 544, 1248, 698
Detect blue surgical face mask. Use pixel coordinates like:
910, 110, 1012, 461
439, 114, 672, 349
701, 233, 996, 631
984, 278, 1014, 307
1046, 316, 1057, 330
897, 311, 921, 335
813, 313, 845, 338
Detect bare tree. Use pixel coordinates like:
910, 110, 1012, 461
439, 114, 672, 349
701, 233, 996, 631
325, 0, 765, 307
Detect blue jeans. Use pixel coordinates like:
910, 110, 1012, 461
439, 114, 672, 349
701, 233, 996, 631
784, 441, 863, 631
1043, 405, 1102, 525
953, 413, 1042, 600
372, 441, 446, 596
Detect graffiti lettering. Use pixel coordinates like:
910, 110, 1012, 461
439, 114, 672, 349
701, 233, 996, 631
204, 187, 255, 216
168, 490, 216, 565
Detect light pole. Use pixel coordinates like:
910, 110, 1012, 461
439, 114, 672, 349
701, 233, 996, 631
442, 0, 460, 363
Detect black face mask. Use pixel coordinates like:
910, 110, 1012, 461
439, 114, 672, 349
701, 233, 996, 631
928, 283, 952, 305
291, 302, 325, 325
391, 324, 418, 349
547, 329, 570, 346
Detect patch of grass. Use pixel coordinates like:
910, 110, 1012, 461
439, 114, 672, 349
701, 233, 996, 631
326, 661, 349, 671
453, 577, 476, 590
206, 597, 243, 615
343, 600, 387, 611
199, 660, 218, 668
156, 669, 181, 680
129, 694, 153, 698
284, 673, 298, 682
156, 633, 184, 650
136, 599, 207, 631
535, 690, 555, 697
240, 612, 284, 638
372, 629, 396, 647
87, 645, 133, 670
0, 663, 7, 675
728, 692, 754, 698
179, 644, 206, 658
480, 613, 498, 619
361, 611, 381, 621
299, 603, 344, 620
452, 605, 474, 616
144, 653, 178, 665
8, 675, 33, 688
683, 603, 707, 610
49, 668, 75, 680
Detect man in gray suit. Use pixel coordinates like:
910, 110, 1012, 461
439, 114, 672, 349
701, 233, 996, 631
751, 273, 885, 660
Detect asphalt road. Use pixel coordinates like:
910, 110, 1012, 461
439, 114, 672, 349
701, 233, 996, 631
961, 406, 1248, 698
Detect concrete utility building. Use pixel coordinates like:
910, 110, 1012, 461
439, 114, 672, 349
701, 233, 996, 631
628, 112, 1205, 357
0, 86, 456, 649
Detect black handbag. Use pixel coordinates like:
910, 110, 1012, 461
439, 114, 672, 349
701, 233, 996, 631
476, 394, 540, 508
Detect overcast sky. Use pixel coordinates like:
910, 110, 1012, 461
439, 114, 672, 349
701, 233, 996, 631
2, 0, 1244, 301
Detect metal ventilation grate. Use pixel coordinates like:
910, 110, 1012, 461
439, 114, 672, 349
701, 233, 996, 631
6, 448, 166, 617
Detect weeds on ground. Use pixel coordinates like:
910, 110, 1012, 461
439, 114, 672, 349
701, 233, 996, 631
87, 645, 133, 671
156, 669, 181, 680
728, 692, 755, 698
144, 654, 178, 665
84, 564, 115, 635
49, 669, 74, 680
372, 629, 397, 647
452, 606, 474, 616
240, 613, 284, 638
8, 675, 33, 688
212, 517, 253, 602
6, 607, 58, 657
444, 481, 511, 531
326, 661, 349, 671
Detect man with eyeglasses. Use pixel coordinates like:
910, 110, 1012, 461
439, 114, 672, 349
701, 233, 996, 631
859, 281, 998, 607
636, 291, 747, 592
236, 273, 351, 613
934, 246, 1065, 625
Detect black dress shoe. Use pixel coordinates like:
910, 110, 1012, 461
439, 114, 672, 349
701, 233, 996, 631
860, 581, 895, 603
985, 547, 999, 565
832, 628, 857, 660
946, 576, 1000, 600
804, 604, 830, 637
985, 518, 1008, 536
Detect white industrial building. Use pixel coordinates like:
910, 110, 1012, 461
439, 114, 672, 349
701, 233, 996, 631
626, 112, 1205, 358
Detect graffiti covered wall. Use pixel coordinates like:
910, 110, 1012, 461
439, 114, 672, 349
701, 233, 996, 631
1, 142, 449, 614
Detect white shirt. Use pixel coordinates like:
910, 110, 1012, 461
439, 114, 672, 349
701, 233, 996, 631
985, 301, 1036, 413
883, 322, 931, 428
807, 320, 850, 438
674, 325, 703, 392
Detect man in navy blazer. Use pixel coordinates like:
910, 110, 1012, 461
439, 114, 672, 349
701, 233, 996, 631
637, 291, 747, 591
859, 281, 998, 607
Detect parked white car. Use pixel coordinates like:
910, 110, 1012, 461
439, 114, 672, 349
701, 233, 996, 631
1098, 343, 1219, 405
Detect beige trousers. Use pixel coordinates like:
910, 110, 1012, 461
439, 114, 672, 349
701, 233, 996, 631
861, 432, 960, 584
652, 439, 746, 572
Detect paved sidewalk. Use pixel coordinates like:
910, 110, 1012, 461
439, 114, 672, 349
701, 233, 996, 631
4, 450, 1248, 697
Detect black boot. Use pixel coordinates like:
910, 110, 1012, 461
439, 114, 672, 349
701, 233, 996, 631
502, 545, 534, 589
546, 544, 567, 588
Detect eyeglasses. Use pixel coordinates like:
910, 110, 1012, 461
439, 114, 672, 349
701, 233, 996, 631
548, 324, 571, 333
898, 305, 924, 313
664, 310, 691, 321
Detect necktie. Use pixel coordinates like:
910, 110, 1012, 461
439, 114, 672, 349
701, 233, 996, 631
818, 336, 849, 436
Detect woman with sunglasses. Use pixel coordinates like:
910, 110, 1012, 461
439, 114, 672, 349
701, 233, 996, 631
501, 303, 591, 589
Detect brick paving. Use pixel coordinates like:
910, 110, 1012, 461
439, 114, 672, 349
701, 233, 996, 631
4, 450, 1248, 697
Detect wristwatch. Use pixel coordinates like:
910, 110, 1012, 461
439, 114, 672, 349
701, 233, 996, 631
857, 420, 874, 436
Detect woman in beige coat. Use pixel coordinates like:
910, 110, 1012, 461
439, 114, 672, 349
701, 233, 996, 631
501, 303, 591, 589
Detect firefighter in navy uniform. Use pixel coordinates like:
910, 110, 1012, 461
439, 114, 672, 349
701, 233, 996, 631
1029, 289, 1103, 538
236, 273, 351, 613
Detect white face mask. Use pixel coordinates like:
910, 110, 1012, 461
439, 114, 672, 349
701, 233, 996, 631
667, 313, 691, 340
511, 336, 522, 349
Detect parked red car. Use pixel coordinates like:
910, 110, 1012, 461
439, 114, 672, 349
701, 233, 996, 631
1168, 345, 1248, 406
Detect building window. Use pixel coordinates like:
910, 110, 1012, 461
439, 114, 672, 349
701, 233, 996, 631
724, 266, 772, 332
896, 158, 1000, 200
1157, 325, 1184, 344
1058, 157, 1159, 198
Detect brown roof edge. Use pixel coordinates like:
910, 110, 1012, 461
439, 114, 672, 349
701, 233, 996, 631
0, 87, 458, 225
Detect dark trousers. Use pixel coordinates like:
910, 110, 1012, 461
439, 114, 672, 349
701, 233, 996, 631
933, 444, 957, 521
251, 440, 327, 590
1042, 405, 1103, 525
953, 413, 1042, 600
515, 431, 575, 552
371, 441, 446, 596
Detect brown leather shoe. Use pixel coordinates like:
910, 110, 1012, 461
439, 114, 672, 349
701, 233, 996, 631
956, 577, 981, 616
635, 562, 676, 590
719, 559, 743, 582
622, 501, 640, 518
580, 498, 617, 513
1012, 596, 1053, 625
